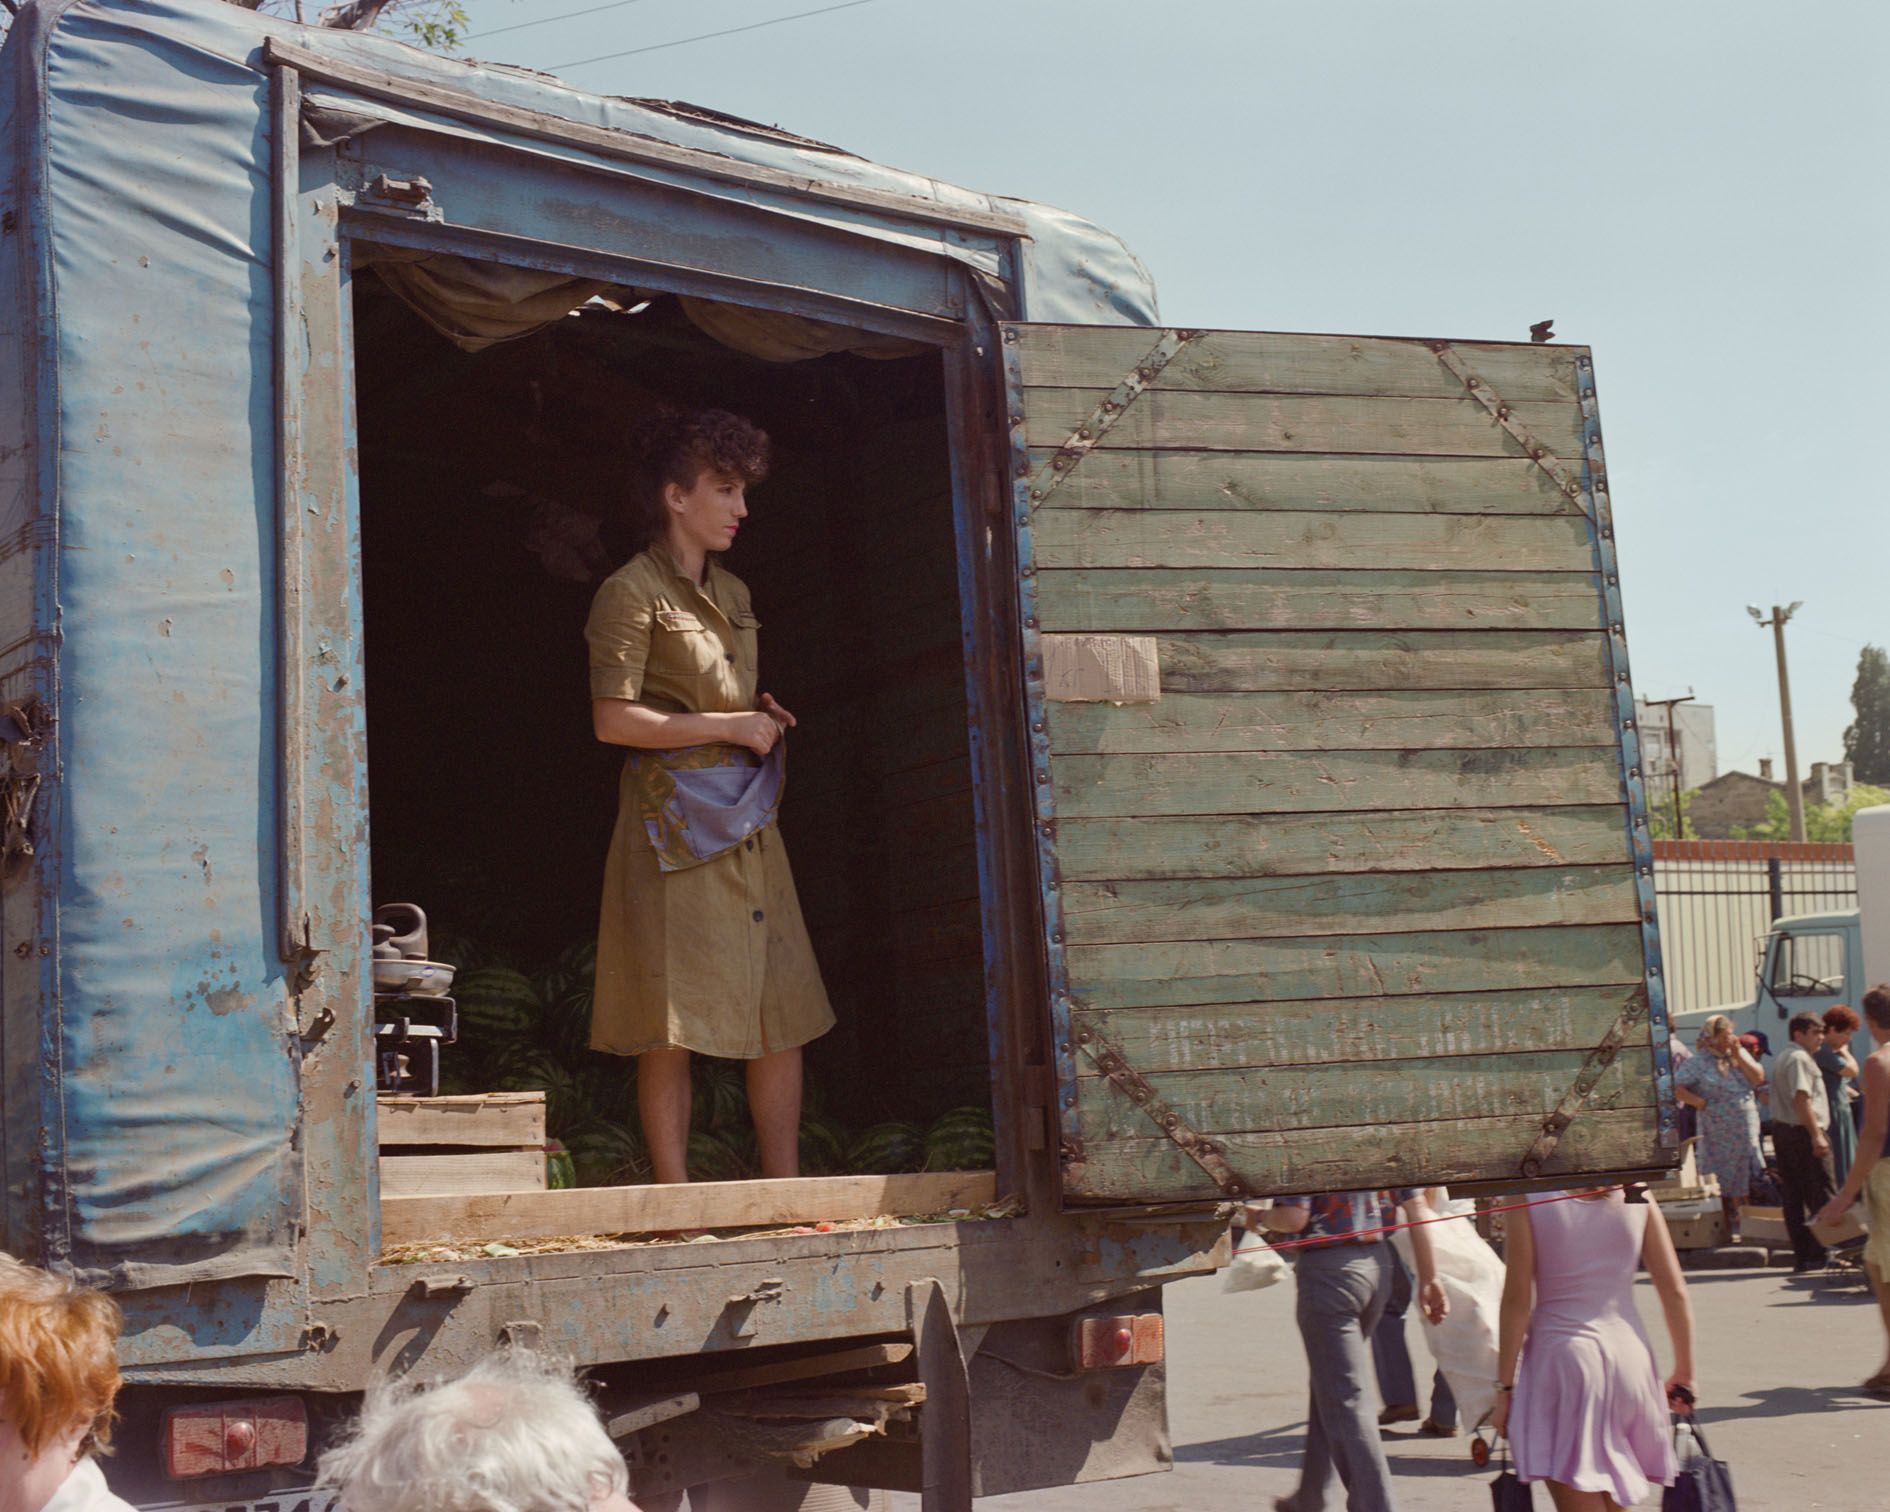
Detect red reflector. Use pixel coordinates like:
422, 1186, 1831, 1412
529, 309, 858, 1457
1070, 1312, 1164, 1369
162, 1397, 307, 1480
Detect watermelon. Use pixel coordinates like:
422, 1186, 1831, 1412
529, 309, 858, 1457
536, 937, 598, 1007
575, 1057, 637, 1129
545, 1144, 577, 1190
687, 1130, 752, 1183
924, 1106, 995, 1171
690, 1059, 750, 1135
566, 1120, 647, 1187
797, 1114, 850, 1176
544, 990, 593, 1065
848, 1121, 925, 1174
454, 967, 544, 1046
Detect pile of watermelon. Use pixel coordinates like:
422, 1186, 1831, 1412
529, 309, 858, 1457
435, 935, 995, 1187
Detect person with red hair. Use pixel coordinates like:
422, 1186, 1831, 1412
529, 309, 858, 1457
0, 1255, 134, 1512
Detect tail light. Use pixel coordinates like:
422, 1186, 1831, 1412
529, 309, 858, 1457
161, 1397, 308, 1480
1070, 1311, 1164, 1370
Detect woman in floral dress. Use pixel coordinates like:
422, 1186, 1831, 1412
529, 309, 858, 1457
1673, 1015, 1767, 1240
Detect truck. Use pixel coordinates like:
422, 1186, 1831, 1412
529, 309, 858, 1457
1671, 806, 1890, 1064
0, 2, 1677, 1508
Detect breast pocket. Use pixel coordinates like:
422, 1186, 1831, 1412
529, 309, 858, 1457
651, 609, 729, 678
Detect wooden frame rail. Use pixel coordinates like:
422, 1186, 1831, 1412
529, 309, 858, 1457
381, 1171, 1001, 1248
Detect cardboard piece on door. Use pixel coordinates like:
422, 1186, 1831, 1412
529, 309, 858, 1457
1042, 633, 1161, 704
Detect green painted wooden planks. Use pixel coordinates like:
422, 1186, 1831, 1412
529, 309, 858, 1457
1023, 389, 1586, 458
1058, 805, 1627, 880
1073, 1048, 1656, 1143
1053, 747, 1623, 819
1060, 866, 1639, 946
1031, 508, 1595, 573
1037, 567, 1604, 633
1066, 923, 1645, 1010
1071, 986, 1647, 1070
1152, 630, 1611, 692
1010, 326, 1582, 403
1044, 689, 1618, 754
1064, 1108, 1660, 1202
1026, 450, 1583, 516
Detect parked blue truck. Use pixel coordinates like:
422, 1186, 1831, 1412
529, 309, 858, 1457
0, 2, 1678, 1507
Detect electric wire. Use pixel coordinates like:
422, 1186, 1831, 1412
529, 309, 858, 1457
549, 0, 882, 70
466, 0, 652, 42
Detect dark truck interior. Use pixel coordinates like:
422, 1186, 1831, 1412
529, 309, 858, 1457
349, 266, 998, 1193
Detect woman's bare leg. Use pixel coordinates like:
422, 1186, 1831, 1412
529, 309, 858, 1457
1546, 1484, 1610, 1511
747, 1046, 803, 1179
638, 1047, 692, 1184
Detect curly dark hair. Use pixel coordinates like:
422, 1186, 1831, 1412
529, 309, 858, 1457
629, 407, 771, 552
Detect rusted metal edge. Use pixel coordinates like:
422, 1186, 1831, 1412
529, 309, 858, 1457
1075, 1026, 1249, 1199
1026, 328, 1196, 510
271, 60, 319, 988
1428, 342, 1594, 520
1517, 983, 1650, 1178
261, 39, 1028, 239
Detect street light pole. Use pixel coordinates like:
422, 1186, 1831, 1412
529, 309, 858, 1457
1747, 602, 1806, 842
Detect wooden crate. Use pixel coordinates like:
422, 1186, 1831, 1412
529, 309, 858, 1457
1658, 1200, 1726, 1251
1740, 1206, 1789, 1247
378, 1092, 547, 1198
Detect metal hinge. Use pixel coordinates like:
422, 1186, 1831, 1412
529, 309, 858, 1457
1428, 342, 1593, 518
1518, 984, 1650, 1177
1075, 1026, 1249, 1199
1025, 328, 1197, 509
348, 169, 443, 222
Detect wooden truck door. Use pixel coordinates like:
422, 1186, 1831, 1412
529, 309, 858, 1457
999, 324, 1675, 1204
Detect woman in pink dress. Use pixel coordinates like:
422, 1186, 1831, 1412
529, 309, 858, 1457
1490, 1189, 1695, 1509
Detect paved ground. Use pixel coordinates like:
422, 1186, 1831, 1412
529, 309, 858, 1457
958, 1254, 1888, 1511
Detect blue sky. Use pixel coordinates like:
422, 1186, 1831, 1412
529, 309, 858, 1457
451, 0, 1887, 777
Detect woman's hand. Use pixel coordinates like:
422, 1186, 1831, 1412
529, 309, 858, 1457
724, 711, 783, 757
1490, 1390, 1511, 1438
1419, 1277, 1449, 1325
1814, 1192, 1855, 1227
759, 693, 797, 732
1664, 1373, 1696, 1412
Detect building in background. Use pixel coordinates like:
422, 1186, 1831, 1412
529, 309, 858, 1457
1689, 757, 1856, 838
1636, 698, 1718, 811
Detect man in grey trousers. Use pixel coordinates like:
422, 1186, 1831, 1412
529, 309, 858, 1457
1257, 1189, 1447, 1512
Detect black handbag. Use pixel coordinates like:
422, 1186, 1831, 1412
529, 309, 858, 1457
1490, 1438, 1534, 1510
1662, 1413, 1736, 1511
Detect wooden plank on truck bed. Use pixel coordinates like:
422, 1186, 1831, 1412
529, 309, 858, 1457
1032, 508, 1596, 572
1046, 688, 1619, 755
377, 1092, 546, 1148
1008, 326, 1582, 402
1024, 449, 1585, 515
1037, 567, 1605, 633
380, 1170, 998, 1247
380, 1149, 546, 1198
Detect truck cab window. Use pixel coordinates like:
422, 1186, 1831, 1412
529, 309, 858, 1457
1768, 932, 1845, 997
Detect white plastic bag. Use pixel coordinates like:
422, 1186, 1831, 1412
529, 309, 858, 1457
1392, 1201, 1505, 1428
1222, 1227, 1292, 1293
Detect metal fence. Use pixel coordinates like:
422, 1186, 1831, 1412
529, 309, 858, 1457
1652, 840, 1858, 1018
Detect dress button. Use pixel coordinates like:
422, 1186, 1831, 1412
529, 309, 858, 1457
744, 838, 755, 852
752, 909, 765, 923
725, 652, 736, 663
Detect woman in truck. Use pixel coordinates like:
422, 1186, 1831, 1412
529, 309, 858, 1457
583, 408, 834, 1187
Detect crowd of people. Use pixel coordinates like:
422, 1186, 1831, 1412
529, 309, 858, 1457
4, 993, 1885, 1512
1250, 983, 1890, 1511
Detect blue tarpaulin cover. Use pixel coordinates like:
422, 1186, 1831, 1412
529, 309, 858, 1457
0, 0, 1156, 1287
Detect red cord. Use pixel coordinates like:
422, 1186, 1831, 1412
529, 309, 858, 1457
1256, 1185, 1626, 1251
